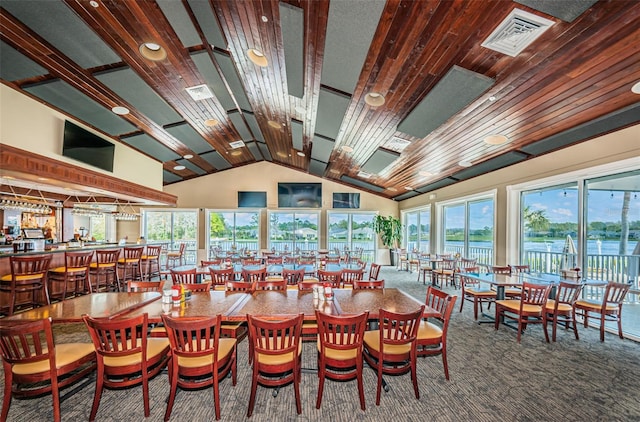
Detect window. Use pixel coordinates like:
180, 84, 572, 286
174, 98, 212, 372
142, 209, 198, 264
207, 210, 260, 256
403, 207, 430, 252
438, 193, 494, 265
328, 211, 376, 262
268, 211, 319, 252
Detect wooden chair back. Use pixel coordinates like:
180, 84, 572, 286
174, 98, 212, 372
317, 269, 342, 288
226, 281, 255, 293
170, 267, 198, 285
242, 267, 266, 282
283, 267, 305, 285
255, 279, 287, 291
209, 267, 235, 287
180, 281, 212, 292
127, 281, 162, 292
353, 279, 385, 289
368, 263, 381, 280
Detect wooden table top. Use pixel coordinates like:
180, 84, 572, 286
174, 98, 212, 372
3, 292, 161, 323
332, 288, 437, 319
228, 289, 338, 321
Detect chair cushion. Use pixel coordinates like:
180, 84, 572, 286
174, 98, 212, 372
256, 341, 302, 366
0, 274, 44, 282
12, 343, 95, 375
575, 299, 618, 312
363, 330, 411, 355
90, 262, 116, 269
417, 320, 443, 341
545, 300, 573, 312
316, 338, 359, 360
464, 287, 496, 296
177, 338, 236, 368
102, 338, 169, 367
496, 300, 542, 313
50, 266, 87, 274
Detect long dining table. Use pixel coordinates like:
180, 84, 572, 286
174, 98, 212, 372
3, 288, 437, 323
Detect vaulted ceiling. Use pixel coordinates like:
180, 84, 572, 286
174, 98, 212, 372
1, 0, 639, 202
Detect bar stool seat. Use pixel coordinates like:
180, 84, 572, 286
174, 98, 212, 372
0, 254, 52, 316
48, 250, 94, 301
90, 249, 121, 292
140, 244, 162, 280
165, 243, 186, 270
118, 246, 144, 284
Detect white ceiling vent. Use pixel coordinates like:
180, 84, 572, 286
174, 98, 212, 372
357, 171, 372, 179
481, 9, 555, 57
383, 136, 411, 153
229, 140, 245, 149
185, 84, 215, 101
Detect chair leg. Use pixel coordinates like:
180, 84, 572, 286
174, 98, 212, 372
617, 315, 624, 339
600, 314, 606, 342
142, 374, 150, 417
316, 362, 325, 409
441, 345, 450, 381
375, 362, 383, 406
356, 359, 366, 410
543, 315, 551, 343
213, 372, 221, 421
247, 366, 258, 417
411, 350, 420, 399
51, 372, 61, 422
89, 367, 104, 422
294, 361, 302, 414
164, 364, 177, 422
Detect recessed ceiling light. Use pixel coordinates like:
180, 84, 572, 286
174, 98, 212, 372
341, 145, 354, 153
276, 151, 288, 158
484, 134, 509, 145
404, 186, 414, 191
247, 48, 268, 67
111, 106, 130, 115
488, 96, 497, 102
139, 42, 167, 61
173, 165, 186, 171
296, 151, 305, 157
632, 81, 640, 94
89, 0, 99, 7
261, 16, 268, 22
418, 170, 433, 177
387, 187, 398, 192
459, 160, 473, 167
364, 92, 385, 107
267, 120, 282, 129
183, 154, 193, 159
204, 118, 219, 127
230, 150, 243, 156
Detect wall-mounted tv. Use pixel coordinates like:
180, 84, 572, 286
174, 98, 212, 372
278, 183, 322, 208
333, 192, 360, 209
238, 191, 267, 208
62, 121, 115, 172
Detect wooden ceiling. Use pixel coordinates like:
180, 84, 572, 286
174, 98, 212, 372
1, 0, 639, 201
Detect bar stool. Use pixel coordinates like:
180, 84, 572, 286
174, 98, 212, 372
118, 246, 144, 284
0, 254, 52, 316
140, 244, 162, 280
165, 243, 186, 270
48, 250, 94, 301
90, 249, 121, 292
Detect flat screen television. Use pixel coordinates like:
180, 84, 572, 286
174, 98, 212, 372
62, 120, 115, 172
278, 183, 322, 208
333, 192, 360, 209
238, 191, 267, 208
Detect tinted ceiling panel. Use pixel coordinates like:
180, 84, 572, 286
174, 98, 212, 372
244, 112, 265, 143
414, 177, 460, 194
321, 0, 385, 94
309, 159, 327, 177
190, 51, 236, 111
340, 175, 385, 193
175, 158, 206, 175
165, 123, 213, 154
0, 41, 48, 81
520, 102, 640, 156
311, 135, 335, 163
156, 0, 202, 47
258, 143, 273, 161
120, 133, 180, 162
24, 80, 135, 135
246, 141, 264, 162
186, 0, 226, 48
280, 3, 304, 98
515, 0, 598, 22
2, 0, 120, 68
291, 119, 304, 151
397, 66, 495, 139
200, 150, 232, 170
361, 148, 401, 174
316, 89, 350, 140
392, 190, 421, 201
95, 67, 182, 126
228, 110, 252, 141
163, 170, 183, 184
213, 51, 251, 111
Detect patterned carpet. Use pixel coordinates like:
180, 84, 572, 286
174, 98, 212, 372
2, 266, 639, 421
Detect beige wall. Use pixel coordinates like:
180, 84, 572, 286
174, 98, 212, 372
399, 124, 640, 265
163, 161, 398, 254
0, 85, 163, 191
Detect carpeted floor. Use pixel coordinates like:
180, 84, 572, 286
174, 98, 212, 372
2, 266, 639, 421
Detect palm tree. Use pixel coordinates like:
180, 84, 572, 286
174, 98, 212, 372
523, 206, 550, 236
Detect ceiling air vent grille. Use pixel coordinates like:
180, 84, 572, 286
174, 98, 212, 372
481, 9, 554, 57
185, 84, 214, 101
229, 140, 245, 149
383, 136, 411, 153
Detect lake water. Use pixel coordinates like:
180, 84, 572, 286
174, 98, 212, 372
454, 240, 640, 255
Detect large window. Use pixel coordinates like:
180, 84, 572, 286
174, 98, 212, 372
328, 212, 376, 262
403, 207, 430, 252
268, 211, 319, 252
440, 195, 494, 265
207, 210, 260, 255
520, 183, 579, 273
142, 209, 198, 264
